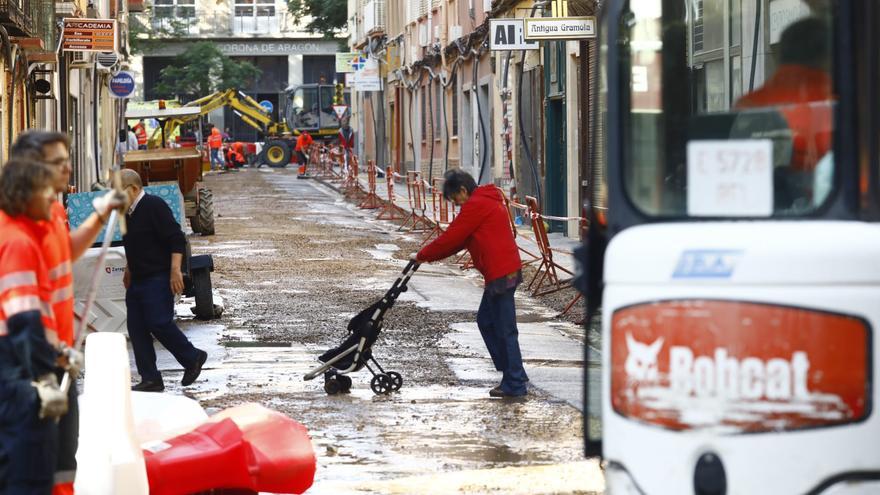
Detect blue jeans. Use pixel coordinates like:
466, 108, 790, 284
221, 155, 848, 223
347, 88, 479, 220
476, 287, 529, 395
126, 275, 199, 383
210, 149, 223, 170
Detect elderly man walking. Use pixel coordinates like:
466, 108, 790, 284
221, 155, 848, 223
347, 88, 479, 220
119, 169, 207, 392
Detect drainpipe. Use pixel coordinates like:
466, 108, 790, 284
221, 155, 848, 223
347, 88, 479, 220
92, 65, 100, 183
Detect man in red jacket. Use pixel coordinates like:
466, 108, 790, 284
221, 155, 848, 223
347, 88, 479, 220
415, 169, 528, 398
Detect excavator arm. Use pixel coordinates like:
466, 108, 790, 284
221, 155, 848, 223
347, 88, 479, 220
150, 89, 291, 148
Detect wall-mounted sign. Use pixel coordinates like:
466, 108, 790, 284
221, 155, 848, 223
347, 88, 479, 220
62, 18, 117, 52
489, 19, 539, 50
108, 71, 135, 99
352, 59, 382, 92
524, 16, 597, 40
335, 52, 359, 73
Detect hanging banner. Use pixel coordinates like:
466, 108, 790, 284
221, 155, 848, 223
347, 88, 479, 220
62, 18, 118, 52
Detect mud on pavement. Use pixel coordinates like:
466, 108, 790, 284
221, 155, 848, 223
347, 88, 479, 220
179, 168, 597, 494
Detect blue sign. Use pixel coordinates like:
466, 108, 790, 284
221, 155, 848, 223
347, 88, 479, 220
673, 250, 744, 279
109, 71, 135, 99
259, 100, 274, 114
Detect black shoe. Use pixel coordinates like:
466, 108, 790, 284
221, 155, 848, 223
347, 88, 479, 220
182, 350, 208, 386
489, 386, 527, 399
132, 380, 165, 392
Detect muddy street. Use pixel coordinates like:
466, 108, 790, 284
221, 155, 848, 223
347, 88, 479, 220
172, 168, 602, 494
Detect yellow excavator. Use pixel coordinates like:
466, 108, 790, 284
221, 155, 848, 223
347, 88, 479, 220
148, 84, 348, 168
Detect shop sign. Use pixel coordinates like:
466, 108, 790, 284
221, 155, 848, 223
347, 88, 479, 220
490, 19, 539, 50
109, 71, 135, 99
524, 17, 597, 40
62, 18, 117, 52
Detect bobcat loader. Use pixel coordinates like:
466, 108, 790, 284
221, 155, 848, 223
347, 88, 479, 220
579, 1, 880, 493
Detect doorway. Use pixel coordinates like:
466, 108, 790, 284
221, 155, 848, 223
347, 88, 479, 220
545, 97, 566, 232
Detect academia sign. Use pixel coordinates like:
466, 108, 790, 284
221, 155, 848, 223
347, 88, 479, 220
524, 17, 597, 40
62, 19, 117, 52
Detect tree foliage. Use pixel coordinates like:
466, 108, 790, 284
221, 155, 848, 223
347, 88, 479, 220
128, 7, 191, 55
154, 42, 261, 100
287, 0, 348, 36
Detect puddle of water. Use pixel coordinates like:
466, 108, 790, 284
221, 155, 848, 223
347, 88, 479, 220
222, 341, 293, 348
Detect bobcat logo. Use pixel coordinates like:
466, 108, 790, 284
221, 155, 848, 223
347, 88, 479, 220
625, 333, 664, 382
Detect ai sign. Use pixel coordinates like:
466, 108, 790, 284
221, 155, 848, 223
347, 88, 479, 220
489, 19, 539, 51
109, 71, 135, 99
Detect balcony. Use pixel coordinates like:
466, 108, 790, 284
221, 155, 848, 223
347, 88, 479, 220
0, 0, 34, 37
151, 14, 199, 36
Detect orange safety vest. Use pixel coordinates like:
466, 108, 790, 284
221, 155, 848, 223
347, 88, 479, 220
133, 123, 148, 146
41, 201, 74, 346
295, 133, 313, 152
208, 131, 223, 149
736, 65, 833, 172
0, 211, 58, 345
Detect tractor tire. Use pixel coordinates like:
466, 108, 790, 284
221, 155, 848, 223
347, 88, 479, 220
263, 140, 291, 168
194, 188, 215, 236
192, 267, 215, 320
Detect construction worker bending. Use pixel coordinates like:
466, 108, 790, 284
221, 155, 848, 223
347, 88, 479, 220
11, 131, 128, 495
0, 157, 68, 495
295, 130, 314, 176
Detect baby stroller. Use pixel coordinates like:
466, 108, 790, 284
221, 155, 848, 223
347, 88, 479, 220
304, 260, 420, 395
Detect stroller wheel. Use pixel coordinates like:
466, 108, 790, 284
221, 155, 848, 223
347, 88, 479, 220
386, 371, 403, 391
324, 376, 343, 395
337, 374, 353, 392
370, 374, 393, 395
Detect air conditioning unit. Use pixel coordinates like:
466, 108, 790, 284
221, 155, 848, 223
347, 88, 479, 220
449, 24, 462, 40
96, 52, 119, 71
418, 24, 428, 46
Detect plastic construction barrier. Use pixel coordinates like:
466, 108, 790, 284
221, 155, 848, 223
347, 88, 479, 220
342, 154, 365, 199
524, 195, 576, 297
143, 404, 316, 495
358, 160, 384, 209
497, 187, 541, 267
419, 177, 457, 249
376, 166, 407, 220
398, 171, 434, 232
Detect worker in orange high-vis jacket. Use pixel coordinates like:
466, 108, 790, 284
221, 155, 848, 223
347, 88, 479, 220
132, 119, 148, 150
208, 127, 224, 171
11, 131, 128, 495
294, 131, 314, 176
0, 157, 70, 495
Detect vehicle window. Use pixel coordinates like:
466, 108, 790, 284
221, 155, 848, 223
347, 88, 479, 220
290, 86, 319, 130
622, 0, 835, 217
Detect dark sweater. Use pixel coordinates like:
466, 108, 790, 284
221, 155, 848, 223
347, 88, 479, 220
123, 193, 186, 281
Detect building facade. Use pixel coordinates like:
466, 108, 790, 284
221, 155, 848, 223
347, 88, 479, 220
0, 0, 132, 192
132, 1, 344, 141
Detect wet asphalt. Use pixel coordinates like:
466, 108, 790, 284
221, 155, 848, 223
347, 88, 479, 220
153, 167, 604, 494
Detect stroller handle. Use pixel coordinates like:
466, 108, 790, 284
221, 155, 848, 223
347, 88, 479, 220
404, 259, 421, 274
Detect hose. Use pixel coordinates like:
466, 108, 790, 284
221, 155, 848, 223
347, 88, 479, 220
748, 0, 762, 92
442, 72, 450, 172
474, 48, 489, 184
518, 3, 546, 205
427, 73, 435, 180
